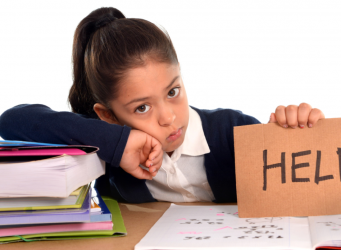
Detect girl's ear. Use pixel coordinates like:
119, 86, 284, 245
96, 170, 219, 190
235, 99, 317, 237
93, 103, 121, 125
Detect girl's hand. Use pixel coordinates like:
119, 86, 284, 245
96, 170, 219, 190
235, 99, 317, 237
268, 103, 325, 128
120, 130, 163, 180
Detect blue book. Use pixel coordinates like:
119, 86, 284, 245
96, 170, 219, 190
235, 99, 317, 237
0, 189, 91, 226
90, 188, 112, 222
0, 140, 67, 147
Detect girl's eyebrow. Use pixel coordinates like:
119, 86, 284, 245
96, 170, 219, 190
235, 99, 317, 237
163, 75, 180, 90
124, 96, 150, 107
124, 75, 180, 107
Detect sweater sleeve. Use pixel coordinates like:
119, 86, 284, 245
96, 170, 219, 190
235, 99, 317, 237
228, 109, 261, 154
0, 104, 131, 167
235, 110, 261, 126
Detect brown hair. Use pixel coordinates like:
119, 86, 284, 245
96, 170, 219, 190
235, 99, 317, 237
68, 7, 179, 117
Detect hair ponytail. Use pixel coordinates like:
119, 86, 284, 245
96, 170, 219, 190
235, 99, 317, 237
69, 8, 125, 116
68, 7, 178, 117
68, 20, 96, 116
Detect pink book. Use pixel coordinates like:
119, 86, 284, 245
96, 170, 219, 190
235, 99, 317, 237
0, 148, 86, 156
0, 221, 113, 237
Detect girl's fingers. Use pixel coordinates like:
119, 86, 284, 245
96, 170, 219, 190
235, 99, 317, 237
145, 150, 163, 173
145, 160, 157, 173
148, 138, 163, 168
297, 103, 312, 128
275, 106, 287, 127
268, 113, 277, 123
307, 108, 325, 127
149, 149, 161, 163
150, 136, 162, 152
146, 146, 162, 163
142, 134, 152, 159
285, 105, 298, 128
152, 154, 163, 173
129, 166, 153, 180
140, 135, 163, 176
151, 162, 161, 177
272, 103, 324, 129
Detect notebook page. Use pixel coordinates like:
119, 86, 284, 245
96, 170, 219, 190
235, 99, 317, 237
135, 204, 312, 250
309, 214, 341, 248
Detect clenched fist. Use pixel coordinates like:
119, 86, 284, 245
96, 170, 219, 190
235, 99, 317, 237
120, 130, 163, 180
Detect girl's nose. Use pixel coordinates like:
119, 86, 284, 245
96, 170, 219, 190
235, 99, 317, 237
158, 106, 176, 126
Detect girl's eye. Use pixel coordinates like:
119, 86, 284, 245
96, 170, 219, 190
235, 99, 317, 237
135, 104, 150, 114
167, 87, 180, 99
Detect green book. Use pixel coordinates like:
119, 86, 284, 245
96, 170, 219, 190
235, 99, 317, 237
0, 196, 127, 244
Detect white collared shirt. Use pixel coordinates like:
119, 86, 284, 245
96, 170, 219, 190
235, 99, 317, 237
145, 107, 215, 202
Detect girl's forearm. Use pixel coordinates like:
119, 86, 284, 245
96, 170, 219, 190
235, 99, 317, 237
0, 104, 131, 167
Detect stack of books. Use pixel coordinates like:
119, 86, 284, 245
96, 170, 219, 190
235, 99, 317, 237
0, 140, 127, 244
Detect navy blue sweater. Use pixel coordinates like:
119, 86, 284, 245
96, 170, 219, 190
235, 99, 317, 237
0, 104, 260, 203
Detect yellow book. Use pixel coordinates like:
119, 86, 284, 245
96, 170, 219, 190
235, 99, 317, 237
70, 186, 83, 196
0, 184, 90, 212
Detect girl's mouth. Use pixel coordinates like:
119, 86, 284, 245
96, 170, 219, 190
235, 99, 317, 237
166, 127, 183, 142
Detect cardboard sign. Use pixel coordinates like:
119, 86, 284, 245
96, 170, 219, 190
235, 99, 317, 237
234, 118, 341, 218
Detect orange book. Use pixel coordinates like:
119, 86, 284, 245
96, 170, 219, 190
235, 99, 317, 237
91, 198, 101, 212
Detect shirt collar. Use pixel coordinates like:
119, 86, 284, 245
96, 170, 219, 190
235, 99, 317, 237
170, 107, 210, 161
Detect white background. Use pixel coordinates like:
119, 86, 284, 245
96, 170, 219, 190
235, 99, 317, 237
1, 0, 341, 124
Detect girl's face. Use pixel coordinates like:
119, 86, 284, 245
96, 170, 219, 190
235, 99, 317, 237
102, 61, 189, 154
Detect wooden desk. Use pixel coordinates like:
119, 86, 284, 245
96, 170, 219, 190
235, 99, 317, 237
0, 202, 235, 250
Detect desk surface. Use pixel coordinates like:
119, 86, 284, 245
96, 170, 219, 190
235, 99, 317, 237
0, 202, 235, 250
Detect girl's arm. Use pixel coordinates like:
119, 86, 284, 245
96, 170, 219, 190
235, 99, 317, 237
0, 104, 129, 167
0, 104, 163, 181
0, 104, 162, 179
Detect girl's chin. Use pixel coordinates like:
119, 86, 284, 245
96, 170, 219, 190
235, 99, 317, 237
163, 139, 184, 153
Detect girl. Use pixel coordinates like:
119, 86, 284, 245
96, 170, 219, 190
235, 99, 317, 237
0, 7, 324, 203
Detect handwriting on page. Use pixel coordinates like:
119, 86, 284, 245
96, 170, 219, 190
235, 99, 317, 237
317, 218, 341, 231
135, 205, 312, 250
307, 215, 341, 248
163, 206, 288, 246
215, 226, 233, 231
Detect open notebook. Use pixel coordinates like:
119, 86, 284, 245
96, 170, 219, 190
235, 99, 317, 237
135, 204, 341, 250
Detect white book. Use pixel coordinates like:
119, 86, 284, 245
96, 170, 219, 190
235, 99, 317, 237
0, 151, 105, 198
135, 204, 341, 250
